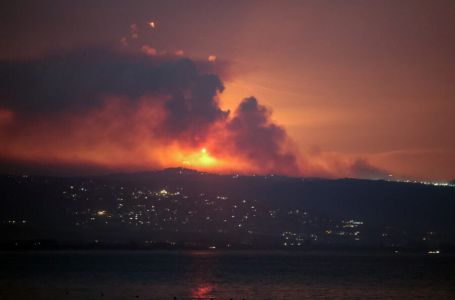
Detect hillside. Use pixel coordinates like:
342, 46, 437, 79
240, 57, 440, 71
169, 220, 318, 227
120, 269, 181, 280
1, 169, 454, 250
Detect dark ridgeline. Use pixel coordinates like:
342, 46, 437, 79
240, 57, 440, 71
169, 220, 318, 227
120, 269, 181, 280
1, 168, 454, 252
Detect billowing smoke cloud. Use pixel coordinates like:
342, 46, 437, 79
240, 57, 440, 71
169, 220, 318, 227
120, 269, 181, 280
225, 97, 299, 175
0, 47, 300, 174
0, 48, 227, 142
164, 73, 227, 139
0, 47, 385, 178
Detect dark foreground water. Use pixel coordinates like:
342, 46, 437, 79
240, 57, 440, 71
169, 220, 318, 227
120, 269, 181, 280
1, 251, 454, 300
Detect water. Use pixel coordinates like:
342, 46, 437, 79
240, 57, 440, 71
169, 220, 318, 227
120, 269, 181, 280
1, 251, 454, 299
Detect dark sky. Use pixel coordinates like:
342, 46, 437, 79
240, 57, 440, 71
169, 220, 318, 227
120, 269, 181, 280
1, 0, 454, 180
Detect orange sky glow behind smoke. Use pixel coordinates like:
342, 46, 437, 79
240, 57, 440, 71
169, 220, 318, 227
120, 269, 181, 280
0, 92, 373, 178
0, 97, 267, 175
1, 1, 455, 180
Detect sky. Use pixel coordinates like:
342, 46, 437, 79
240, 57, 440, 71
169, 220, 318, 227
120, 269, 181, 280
0, 0, 454, 180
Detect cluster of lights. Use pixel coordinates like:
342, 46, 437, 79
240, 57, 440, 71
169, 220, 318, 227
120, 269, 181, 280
387, 178, 455, 187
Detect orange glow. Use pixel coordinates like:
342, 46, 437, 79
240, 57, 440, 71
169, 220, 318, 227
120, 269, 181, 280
0, 97, 253, 175
142, 45, 157, 56
180, 148, 217, 169
1, 2, 455, 181
0, 95, 365, 177
0, 96, 387, 178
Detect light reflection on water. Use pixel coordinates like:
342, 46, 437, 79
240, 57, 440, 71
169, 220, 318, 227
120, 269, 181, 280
191, 284, 215, 299
189, 251, 217, 299
0, 250, 454, 299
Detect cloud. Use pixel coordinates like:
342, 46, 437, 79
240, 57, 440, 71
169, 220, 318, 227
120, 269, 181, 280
164, 73, 228, 140
0, 48, 228, 141
0, 46, 385, 178
225, 97, 300, 175
0, 48, 277, 173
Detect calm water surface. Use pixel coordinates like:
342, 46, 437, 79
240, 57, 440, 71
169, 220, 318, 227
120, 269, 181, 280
1, 251, 454, 299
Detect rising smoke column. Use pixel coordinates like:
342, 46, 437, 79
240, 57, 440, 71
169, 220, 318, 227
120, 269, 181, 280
0, 47, 386, 178
225, 97, 300, 175
0, 47, 301, 175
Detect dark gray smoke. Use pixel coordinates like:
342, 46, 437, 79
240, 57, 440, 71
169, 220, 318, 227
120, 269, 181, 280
227, 97, 299, 174
0, 48, 228, 139
0, 47, 302, 174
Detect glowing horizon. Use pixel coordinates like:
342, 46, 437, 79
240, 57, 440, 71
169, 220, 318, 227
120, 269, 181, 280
1, 1, 455, 181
